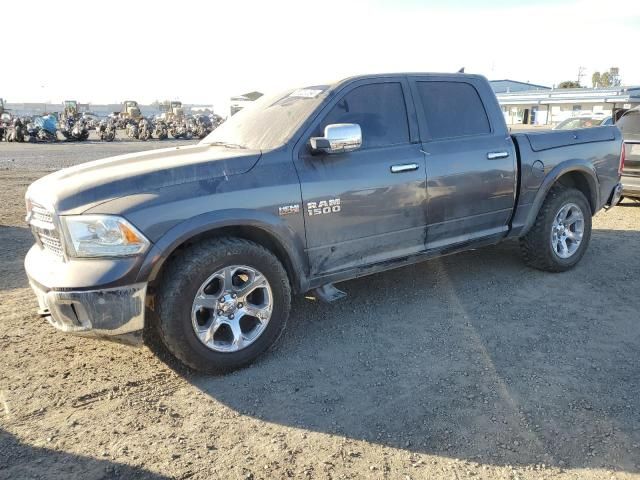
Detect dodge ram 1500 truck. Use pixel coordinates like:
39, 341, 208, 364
24, 73, 624, 373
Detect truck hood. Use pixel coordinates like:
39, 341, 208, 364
26, 144, 262, 214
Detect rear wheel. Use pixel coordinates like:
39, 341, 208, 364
155, 238, 291, 373
520, 186, 592, 272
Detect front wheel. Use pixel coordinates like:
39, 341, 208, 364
520, 186, 592, 272
154, 238, 291, 373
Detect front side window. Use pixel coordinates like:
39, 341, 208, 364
415, 81, 490, 140
318, 82, 410, 149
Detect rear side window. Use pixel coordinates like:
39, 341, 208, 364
319, 83, 409, 149
416, 81, 490, 140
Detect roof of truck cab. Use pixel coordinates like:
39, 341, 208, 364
332, 72, 488, 85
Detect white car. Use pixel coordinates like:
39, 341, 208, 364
553, 115, 613, 130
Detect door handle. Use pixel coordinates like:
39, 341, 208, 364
487, 151, 510, 160
390, 163, 419, 173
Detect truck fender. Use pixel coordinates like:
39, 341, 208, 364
136, 209, 310, 293
520, 159, 599, 236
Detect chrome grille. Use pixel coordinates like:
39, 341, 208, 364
28, 202, 64, 258
36, 228, 64, 257
31, 205, 54, 224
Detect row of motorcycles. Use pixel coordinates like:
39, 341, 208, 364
1, 116, 59, 143
0, 115, 103, 143
125, 115, 221, 141
0, 113, 222, 143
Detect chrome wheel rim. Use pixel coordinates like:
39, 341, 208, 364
191, 265, 273, 353
551, 202, 584, 259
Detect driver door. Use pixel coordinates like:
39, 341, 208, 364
294, 79, 427, 276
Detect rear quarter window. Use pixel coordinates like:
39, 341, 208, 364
416, 81, 491, 140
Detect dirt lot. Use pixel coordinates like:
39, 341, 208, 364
1, 140, 639, 480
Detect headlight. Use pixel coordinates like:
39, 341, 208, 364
62, 215, 150, 258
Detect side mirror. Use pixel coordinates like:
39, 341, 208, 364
310, 123, 362, 154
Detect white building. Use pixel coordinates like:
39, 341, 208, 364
496, 86, 640, 126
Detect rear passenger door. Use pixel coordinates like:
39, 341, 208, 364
294, 79, 427, 276
409, 77, 516, 249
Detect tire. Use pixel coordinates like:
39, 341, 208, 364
520, 186, 592, 272
154, 238, 291, 373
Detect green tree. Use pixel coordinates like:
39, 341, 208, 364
558, 80, 581, 89
600, 72, 612, 87
592, 71, 601, 88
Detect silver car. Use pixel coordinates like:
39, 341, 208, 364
554, 115, 613, 130
617, 108, 640, 200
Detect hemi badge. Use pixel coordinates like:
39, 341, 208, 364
278, 204, 300, 216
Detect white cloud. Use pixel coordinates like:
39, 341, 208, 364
3, 0, 640, 113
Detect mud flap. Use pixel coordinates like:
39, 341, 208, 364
604, 182, 623, 210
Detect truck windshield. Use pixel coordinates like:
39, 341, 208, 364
201, 86, 331, 150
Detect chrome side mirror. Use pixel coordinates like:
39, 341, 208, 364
310, 123, 362, 154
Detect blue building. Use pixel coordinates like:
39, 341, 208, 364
490, 79, 551, 94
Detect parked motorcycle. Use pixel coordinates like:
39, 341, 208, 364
153, 120, 168, 140
192, 114, 213, 139
71, 118, 90, 141
6, 118, 26, 142
169, 120, 192, 140
138, 118, 152, 141
59, 117, 89, 141
210, 113, 225, 130
96, 119, 116, 142
126, 121, 139, 139
27, 115, 58, 142
59, 117, 72, 140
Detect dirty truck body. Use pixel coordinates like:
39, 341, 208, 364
24, 73, 623, 372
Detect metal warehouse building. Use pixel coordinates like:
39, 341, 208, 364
493, 84, 640, 126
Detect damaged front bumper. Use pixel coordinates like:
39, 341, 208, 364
25, 244, 148, 344
30, 281, 147, 343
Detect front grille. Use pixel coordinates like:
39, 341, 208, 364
31, 204, 54, 224
36, 228, 64, 257
28, 201, 64, 258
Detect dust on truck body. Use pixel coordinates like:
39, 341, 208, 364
24, 73, 624, 373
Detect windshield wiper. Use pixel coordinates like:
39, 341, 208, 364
205, 141, 246, 149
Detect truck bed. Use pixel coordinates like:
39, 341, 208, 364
509, 126, 622, 237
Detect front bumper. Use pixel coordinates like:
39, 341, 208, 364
30, 281, 147, 339
25, 244, 147, 343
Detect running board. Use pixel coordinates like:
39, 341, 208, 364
312, 284, 347, 303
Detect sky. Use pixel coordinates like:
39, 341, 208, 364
3, 0, 640, 114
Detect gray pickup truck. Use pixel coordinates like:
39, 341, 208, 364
25, 73, 624, 373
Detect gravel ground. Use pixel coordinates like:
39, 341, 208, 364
1, 139, 639, 480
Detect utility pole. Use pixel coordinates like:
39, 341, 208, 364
577, 66, 586, 86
